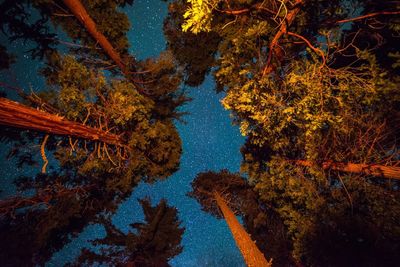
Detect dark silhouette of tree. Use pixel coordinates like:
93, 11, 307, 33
0, 0, 58, 59
0, 184, 94, 216
0, 172, 116, 266
163, 0, 221, 86
73, 198, 184, 267
0, 45, 15, 70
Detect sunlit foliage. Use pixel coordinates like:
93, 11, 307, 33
168, 0, 400, 264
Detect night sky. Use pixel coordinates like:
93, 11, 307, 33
1, 1, 246, 266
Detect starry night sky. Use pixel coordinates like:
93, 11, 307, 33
1, 1, 246, 266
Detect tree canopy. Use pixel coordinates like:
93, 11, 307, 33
170, 0, 400, 265
1, 0, 400, 266
0, 1, 186, 265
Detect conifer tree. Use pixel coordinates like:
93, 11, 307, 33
213, 191, 271, 267
72, 198, 184, 267
0, 172, 115, 266
62, 0, 128, 74
0, 0, 58, 59
166, 0, 400, 264
0, 2, 187, 266
189, 170, 277, 266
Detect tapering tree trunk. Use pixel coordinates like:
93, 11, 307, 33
61, 0, 149, 96
213, 191, 271, 267
62, 0, 126, 74
295, 160, 400, 180
0, 97, 123, 146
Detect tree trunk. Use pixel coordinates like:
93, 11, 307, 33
62, 0, 126, 74
295, 160, 400, 180
0, 97, 123, 146
213, 191, 272, 267
61, 0, 149, 96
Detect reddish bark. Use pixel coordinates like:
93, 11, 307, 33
61, 0, 149, 96
214, 191, 271, 267
295, 160, 400, 180
262, 0, 304, 76
0, 97, 123, 146
62, 0, 126, 74
218, 3, 280, 16
287, 31, 326, 67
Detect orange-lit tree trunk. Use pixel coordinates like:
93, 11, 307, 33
213, 191, 272, 267
0, 97, 123, 146
295, 160, 400, 180
62, 0, 127, 74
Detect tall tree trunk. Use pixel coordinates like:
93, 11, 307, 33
62, 0, 126, 74
62, 0, 148, 96
0, 97, 123, 146
295, 160, 400, 180
213, 191, 272, 267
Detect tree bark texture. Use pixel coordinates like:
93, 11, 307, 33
262, 0, 304, 76
295, 160, 400, 180
62, 0, 127, 74
0, 97, 123, 146
214, 191, 272, 267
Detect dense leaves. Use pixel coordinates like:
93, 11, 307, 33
173, 0, 400, 265
0, 1, 186, 266
164, 0, 221, 86
1, 0, 400, 266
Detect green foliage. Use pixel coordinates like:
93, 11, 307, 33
164, 1, 221, 86
182, 0, 218, 33
59, 86, 87, 120
0, 3, 187, 266
33, 0, 132, 59
169, 0, 400, 264
222, 54, 398, 158
42, 54, 99, 120
107, 81, 154, 126
129, 120, 182, 181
